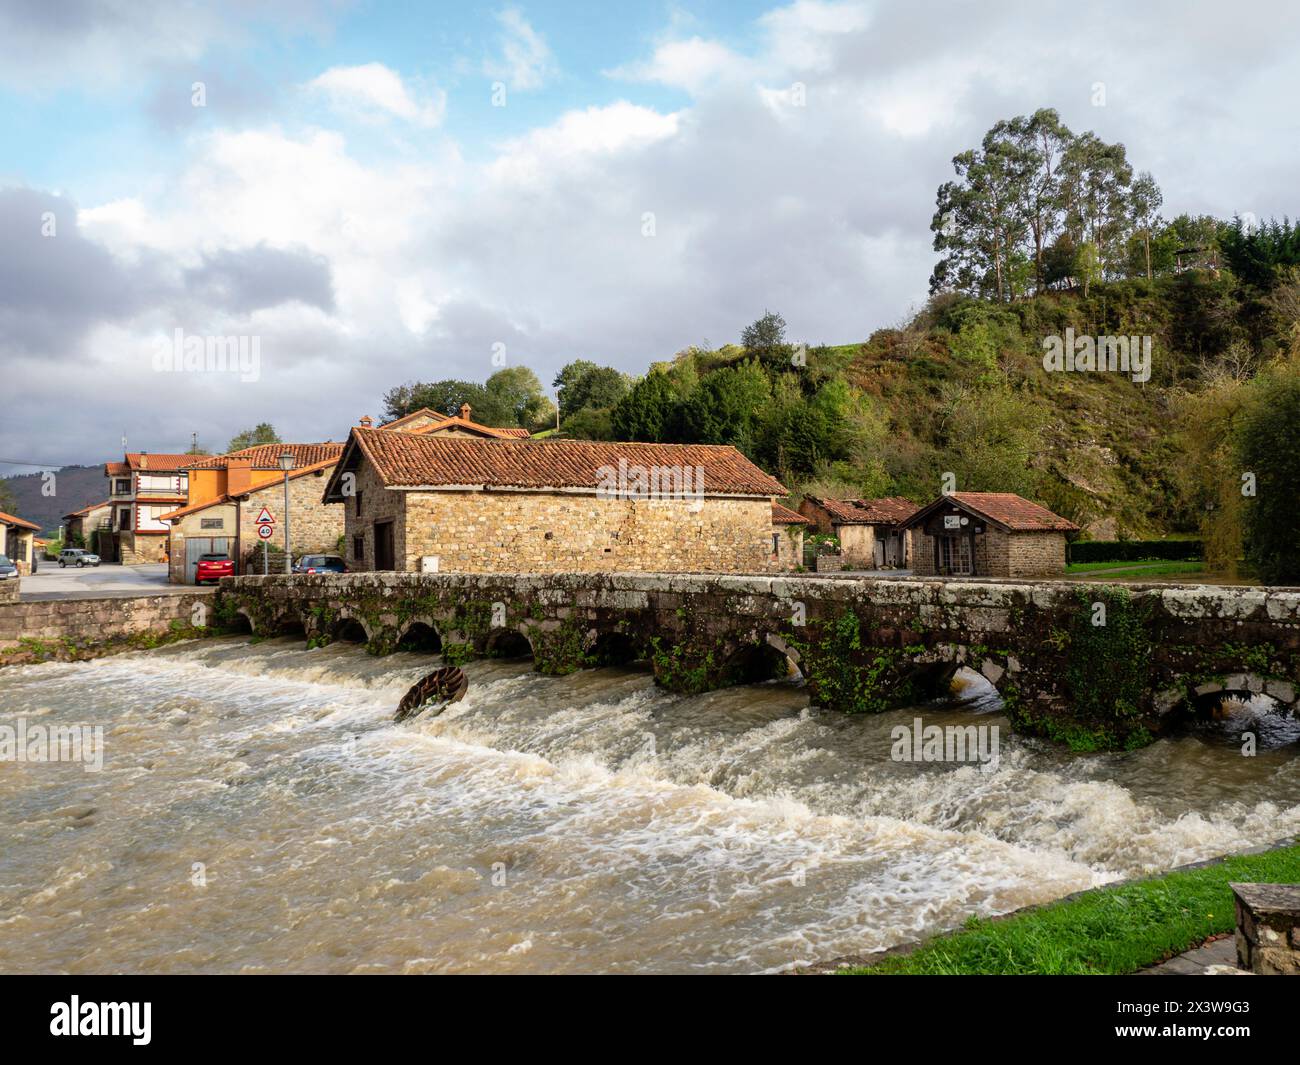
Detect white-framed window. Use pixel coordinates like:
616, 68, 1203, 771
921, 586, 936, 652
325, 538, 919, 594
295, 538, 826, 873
137, 505, 172, 532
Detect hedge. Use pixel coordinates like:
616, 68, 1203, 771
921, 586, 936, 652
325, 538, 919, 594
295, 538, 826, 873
1067, 539, 1203, 564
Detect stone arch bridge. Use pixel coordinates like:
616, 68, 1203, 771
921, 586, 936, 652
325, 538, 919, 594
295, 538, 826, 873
213, 573, 1300, 751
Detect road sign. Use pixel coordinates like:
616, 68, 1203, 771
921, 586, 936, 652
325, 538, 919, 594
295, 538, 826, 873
255, 507, 275, 525
256, 523, 275, 540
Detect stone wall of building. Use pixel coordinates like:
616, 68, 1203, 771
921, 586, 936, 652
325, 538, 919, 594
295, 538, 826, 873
128, 532, 168, 564
909, 527, 1065, 578
773, 525, 804, 570
1006, 530, 1068, 577
352, 488, 778, 573
836, 524, 875, 566
0, 590, 215, 664
237, 467, 342, 567
342, 460, 404, 571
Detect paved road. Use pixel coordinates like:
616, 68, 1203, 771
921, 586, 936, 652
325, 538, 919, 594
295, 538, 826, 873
18, 563, 187, 601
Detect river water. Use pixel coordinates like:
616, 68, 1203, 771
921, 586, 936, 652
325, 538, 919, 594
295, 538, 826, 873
2, 636, 1298, 974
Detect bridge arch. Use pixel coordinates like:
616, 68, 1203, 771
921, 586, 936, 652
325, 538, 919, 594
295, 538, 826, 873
396, 618, 443, 654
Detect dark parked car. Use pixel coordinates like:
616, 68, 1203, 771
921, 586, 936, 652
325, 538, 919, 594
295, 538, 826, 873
195, 554, 235, 584
292, 554, 346, 574
58, 548, 100, 567
0, 555, 17, 580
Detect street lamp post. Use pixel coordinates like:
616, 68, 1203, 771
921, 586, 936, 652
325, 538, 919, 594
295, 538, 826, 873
278, 451, 294, 574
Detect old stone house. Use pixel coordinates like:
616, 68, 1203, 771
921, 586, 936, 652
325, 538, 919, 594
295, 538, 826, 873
322, 427, 789, 574
771, 502, 809, 570
0, 510, 40, 574
62, 499, 113, 547
903, 492, 1077, 578
161, 443, 344, 583
798, 496, 919, 568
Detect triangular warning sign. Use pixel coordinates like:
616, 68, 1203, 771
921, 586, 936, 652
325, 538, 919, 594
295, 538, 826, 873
255, 507, 275, 524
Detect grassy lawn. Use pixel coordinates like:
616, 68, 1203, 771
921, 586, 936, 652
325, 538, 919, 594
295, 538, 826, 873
1065, 560, 1205, 579
843, 842, 1300, 974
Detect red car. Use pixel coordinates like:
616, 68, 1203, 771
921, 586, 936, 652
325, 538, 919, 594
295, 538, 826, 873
195, 554, 235, 585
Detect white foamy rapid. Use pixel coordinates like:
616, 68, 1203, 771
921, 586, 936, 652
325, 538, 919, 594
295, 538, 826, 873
1, 636, 1297, 974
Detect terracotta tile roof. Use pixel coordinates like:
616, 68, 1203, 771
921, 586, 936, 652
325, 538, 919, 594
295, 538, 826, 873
0, 510, 41, 531
378, 406, 531, 439
334, 428, 787, 497
123, 453, 198, 472
105, 461, 129, 476
160, 458, 338, 520
805, 496, 919, 525
63, 500, 112, 520
410, 418, 533, 439
182, 442, 344, 470
905, 492, 1079, 533
772, 502, 809, 524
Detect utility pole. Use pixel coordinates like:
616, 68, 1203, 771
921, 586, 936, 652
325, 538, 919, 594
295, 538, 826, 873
278, 451, 294, 574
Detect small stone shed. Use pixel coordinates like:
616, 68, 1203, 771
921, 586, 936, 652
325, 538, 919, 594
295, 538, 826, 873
797, 496, 919, 568
903, 492, 1077, 578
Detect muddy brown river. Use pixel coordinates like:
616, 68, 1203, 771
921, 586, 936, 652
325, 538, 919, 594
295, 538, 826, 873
2, 636, 1298, 973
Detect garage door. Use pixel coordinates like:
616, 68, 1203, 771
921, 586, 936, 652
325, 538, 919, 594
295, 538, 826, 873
185, 537, 231, 584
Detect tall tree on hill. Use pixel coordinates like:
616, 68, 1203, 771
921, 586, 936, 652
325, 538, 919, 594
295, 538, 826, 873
741, 310, 796, 369
227, 423, 281, 452
931, 111, 1157, 298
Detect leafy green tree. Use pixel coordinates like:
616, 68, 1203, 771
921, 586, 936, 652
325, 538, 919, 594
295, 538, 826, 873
553, 360, 628, 417
227, 423, 280, 452
612, 372, 680, 442
1236, 367, 1300, 583
679, 360, 770, 452
382, 380, 489, 422
941, 387, 1046, 497
484, 367, 554, 430
559, 406, 615, 440
742, 311, 796, 369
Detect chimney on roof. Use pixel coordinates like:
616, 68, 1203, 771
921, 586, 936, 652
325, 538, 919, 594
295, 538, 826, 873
359, 415, 373, 428
459, 403, 472, 420
227, 456, 253, 497
139, 452, 149, 469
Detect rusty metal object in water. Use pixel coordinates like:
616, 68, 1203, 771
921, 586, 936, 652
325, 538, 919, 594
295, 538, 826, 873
395, 666, 468, 722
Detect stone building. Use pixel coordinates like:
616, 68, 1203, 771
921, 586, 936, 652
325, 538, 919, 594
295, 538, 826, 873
771, 502, 809, 570
62, 500, 113, 547
902, 492, 1077, 578
0, 510, 40, 574
322, 427, 789, 574
161, 443, 344, 583
798, 496, 919, 569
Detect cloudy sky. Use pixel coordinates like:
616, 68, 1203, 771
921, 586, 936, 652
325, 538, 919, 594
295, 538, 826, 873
1, 0, 1297, 472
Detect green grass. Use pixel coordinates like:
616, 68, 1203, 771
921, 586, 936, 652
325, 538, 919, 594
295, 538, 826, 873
1065, 560, 1205, 578
843, 842, 1300, 975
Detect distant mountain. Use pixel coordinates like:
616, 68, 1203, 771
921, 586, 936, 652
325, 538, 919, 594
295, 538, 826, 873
0, 465, 108, 535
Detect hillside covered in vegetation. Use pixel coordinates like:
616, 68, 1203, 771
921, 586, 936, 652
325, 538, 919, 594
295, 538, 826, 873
382, 109, 1300, 580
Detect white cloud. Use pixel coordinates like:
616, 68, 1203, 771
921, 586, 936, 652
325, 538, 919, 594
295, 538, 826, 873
307, 63, 446, 128
608, 37, 748, 93
487, 102, 680, 185
485, 8, 556, 91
